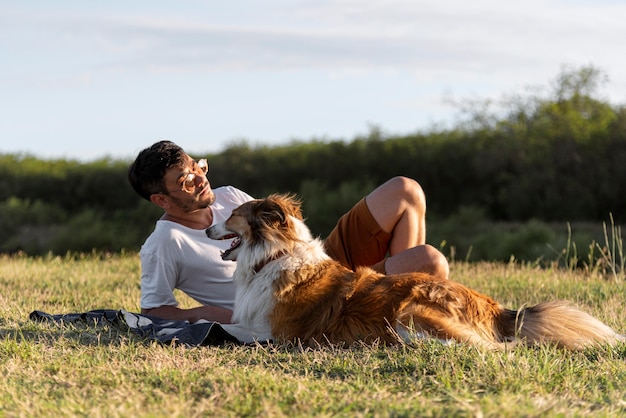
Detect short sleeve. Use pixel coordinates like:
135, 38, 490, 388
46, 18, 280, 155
140, 240, 180, 309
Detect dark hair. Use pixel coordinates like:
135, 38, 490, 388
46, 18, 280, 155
128, 140, 187, 201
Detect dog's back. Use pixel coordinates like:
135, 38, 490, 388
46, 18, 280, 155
270, 261, 383, 345
269, 258, 623, 349
269, 260, 500, 347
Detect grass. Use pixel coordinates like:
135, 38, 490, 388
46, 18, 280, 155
1, 253, 626, 417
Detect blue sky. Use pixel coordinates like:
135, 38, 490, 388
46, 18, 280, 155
2, 0, 625, 161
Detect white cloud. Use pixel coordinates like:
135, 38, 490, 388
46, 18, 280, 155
5, 0, 626, 79
1, 0, 626, 160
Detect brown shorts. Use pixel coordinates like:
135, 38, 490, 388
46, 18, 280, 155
323, 198, 392, 271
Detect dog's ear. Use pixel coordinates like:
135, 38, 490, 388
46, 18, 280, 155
253, 194, 302, 230
266, 193, 303, 220
254, 198, 289, 229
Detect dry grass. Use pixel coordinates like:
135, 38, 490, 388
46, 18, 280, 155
1, 253, 625, 417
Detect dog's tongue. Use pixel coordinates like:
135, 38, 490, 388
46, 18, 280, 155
230, 236, 241, 249
220, 235, 241, 260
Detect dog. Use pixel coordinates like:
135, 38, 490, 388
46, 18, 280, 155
206, 193, 624, 349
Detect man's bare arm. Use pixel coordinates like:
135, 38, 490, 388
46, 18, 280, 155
141, 305, 233, 323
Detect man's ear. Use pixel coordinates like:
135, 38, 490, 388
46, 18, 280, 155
150, 193, 171, 210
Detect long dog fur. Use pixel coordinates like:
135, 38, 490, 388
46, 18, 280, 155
206, 194, 624, 349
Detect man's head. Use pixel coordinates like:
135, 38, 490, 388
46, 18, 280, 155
128, 140, 187, 201
128, 141, 215, 212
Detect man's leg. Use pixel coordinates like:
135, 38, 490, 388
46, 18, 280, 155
383, 244, 449, 279
366, 177, 449, 279
365, 176, 426, 253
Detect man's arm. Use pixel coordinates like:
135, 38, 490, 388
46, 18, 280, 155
141, 305, 233, 324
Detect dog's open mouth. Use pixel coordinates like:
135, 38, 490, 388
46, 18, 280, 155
220, 233, 242, 259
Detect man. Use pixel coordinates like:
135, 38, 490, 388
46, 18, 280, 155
128, 140, 448, 323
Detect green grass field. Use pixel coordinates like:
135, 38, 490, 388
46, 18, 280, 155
1, 253, 625, 417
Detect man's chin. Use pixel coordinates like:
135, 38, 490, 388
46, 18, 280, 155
199, 190, 216, 208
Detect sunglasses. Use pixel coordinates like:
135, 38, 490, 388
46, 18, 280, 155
165, 159, 209, 194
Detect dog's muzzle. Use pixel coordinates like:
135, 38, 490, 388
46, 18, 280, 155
206, 225, 241, 261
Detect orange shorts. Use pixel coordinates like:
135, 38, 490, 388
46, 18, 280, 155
323, 198, 391, 271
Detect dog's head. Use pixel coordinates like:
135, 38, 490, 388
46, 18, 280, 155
206, 193, 303, 261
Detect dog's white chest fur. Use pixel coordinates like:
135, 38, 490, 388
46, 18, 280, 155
231, 266, 278, 335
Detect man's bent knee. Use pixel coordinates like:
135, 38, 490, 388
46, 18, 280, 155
422, 244, 449, 280
392, 176, 426, 214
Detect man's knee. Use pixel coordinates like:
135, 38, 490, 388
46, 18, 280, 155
422, 244, 449, 280
383, 244, 449, 279
388, 176, 426, 210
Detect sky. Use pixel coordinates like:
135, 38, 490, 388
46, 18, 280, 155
2, 0, 626, 162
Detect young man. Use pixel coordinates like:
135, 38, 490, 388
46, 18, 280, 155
128, 140, 448, 323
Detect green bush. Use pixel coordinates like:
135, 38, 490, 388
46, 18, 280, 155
0, 65, 624, 261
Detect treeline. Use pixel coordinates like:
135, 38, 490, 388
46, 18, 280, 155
1, 66, 624, 261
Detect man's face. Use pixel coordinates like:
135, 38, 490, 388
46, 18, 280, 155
162, 156, 215, 212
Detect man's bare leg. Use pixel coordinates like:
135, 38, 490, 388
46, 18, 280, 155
365, 176, 449, 279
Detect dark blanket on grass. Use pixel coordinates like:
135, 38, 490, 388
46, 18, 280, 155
29, 309, 265, 346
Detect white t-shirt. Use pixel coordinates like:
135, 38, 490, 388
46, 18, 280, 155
139, 185, 254, 310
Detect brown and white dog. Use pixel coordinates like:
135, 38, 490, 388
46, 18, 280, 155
206, 194, 624, 349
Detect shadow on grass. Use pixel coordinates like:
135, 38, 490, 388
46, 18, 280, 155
0, 319, 139, 347
0, 309, 242, 348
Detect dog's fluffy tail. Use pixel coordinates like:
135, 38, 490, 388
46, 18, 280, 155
498, 301, 624, 350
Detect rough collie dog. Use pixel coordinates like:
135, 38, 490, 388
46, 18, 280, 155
206, 194, 623, 349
